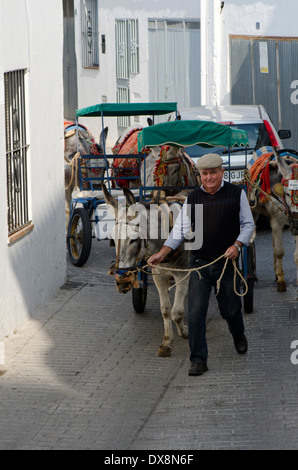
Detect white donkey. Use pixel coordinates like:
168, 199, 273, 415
102, 183, 189, 357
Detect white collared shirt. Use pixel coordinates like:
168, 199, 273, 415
164, 181, 255, 251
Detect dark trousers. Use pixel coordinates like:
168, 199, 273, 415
188, 257, 245, 364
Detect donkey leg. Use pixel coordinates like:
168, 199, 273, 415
153, 274, 174, 357
271, 217, 286, 291
171, 275, 189, 339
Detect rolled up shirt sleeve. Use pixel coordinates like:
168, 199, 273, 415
237, 189, 255, 246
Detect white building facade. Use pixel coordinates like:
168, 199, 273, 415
0, 0, 66, 341
66, 0, 201, 144
204, 0, 298, 147
67, 0, 298, 147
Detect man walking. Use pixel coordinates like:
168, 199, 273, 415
148, 154, 255, 376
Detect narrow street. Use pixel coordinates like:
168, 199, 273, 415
0, 227, 298, 450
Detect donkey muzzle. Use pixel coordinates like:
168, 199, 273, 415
109, 266, 140, 294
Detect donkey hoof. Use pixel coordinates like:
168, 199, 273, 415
277, 281, 286, 292
158, 345, 172, 357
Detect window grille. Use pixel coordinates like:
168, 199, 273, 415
5, 70, 30, 236
116, 19, 139, 79
81, 0, 99, 68
116, 20, 129, 79
116, 86, 130, 128
129, 19, 139, 74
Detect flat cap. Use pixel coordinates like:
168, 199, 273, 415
196, 153, 223, 170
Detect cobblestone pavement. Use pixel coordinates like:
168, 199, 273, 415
0, 229, 298, 450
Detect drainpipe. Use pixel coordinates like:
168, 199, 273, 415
213, 0, 222, 106
200, 0, 208, 105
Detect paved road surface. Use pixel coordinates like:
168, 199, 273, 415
0, 228, 298, 450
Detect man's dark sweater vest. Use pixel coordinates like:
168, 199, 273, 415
189, 182, 241, 261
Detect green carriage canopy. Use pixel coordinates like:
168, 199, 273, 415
137, 120, 249, 152
76, 102, 177, 118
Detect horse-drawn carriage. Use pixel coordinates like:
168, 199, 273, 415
66, 102, 258, 334
66, 101, 179, 265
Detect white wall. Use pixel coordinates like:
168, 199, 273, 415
74, 0, 200, 146
0, 0, 66, 340
202, 0, 298, 106
72, 0, 298, 143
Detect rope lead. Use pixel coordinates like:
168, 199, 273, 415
144, 253, 248, 297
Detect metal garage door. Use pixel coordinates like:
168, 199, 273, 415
230, 36, 298, 149
148, 20, 201, 115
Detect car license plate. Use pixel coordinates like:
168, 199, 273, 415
224, 169, 244, 183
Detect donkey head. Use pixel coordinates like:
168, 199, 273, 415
141, 145, 197, 193
65, 125, 107, 158
64, 126, 108, 191
102, 184, 147, 293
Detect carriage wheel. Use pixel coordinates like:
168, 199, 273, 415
243, 278, 254, 314
132, 286, 147, 314
67, 208, 92, 267
243, 243, 256, 314
132, 262, 148, 314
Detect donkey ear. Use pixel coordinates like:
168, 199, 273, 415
99, 126, 108, 146
273, 147, 292, 180
123, 187, 136, 207
102, 183, 118, 219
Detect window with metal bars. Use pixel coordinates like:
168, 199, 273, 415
115, 19, 139, 79
81, 0, 99, 69
116, 86, 131, 128
5, 69, 30, 236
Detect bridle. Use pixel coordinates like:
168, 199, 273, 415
108, 222, 145, 291
108, 197, 180, 291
